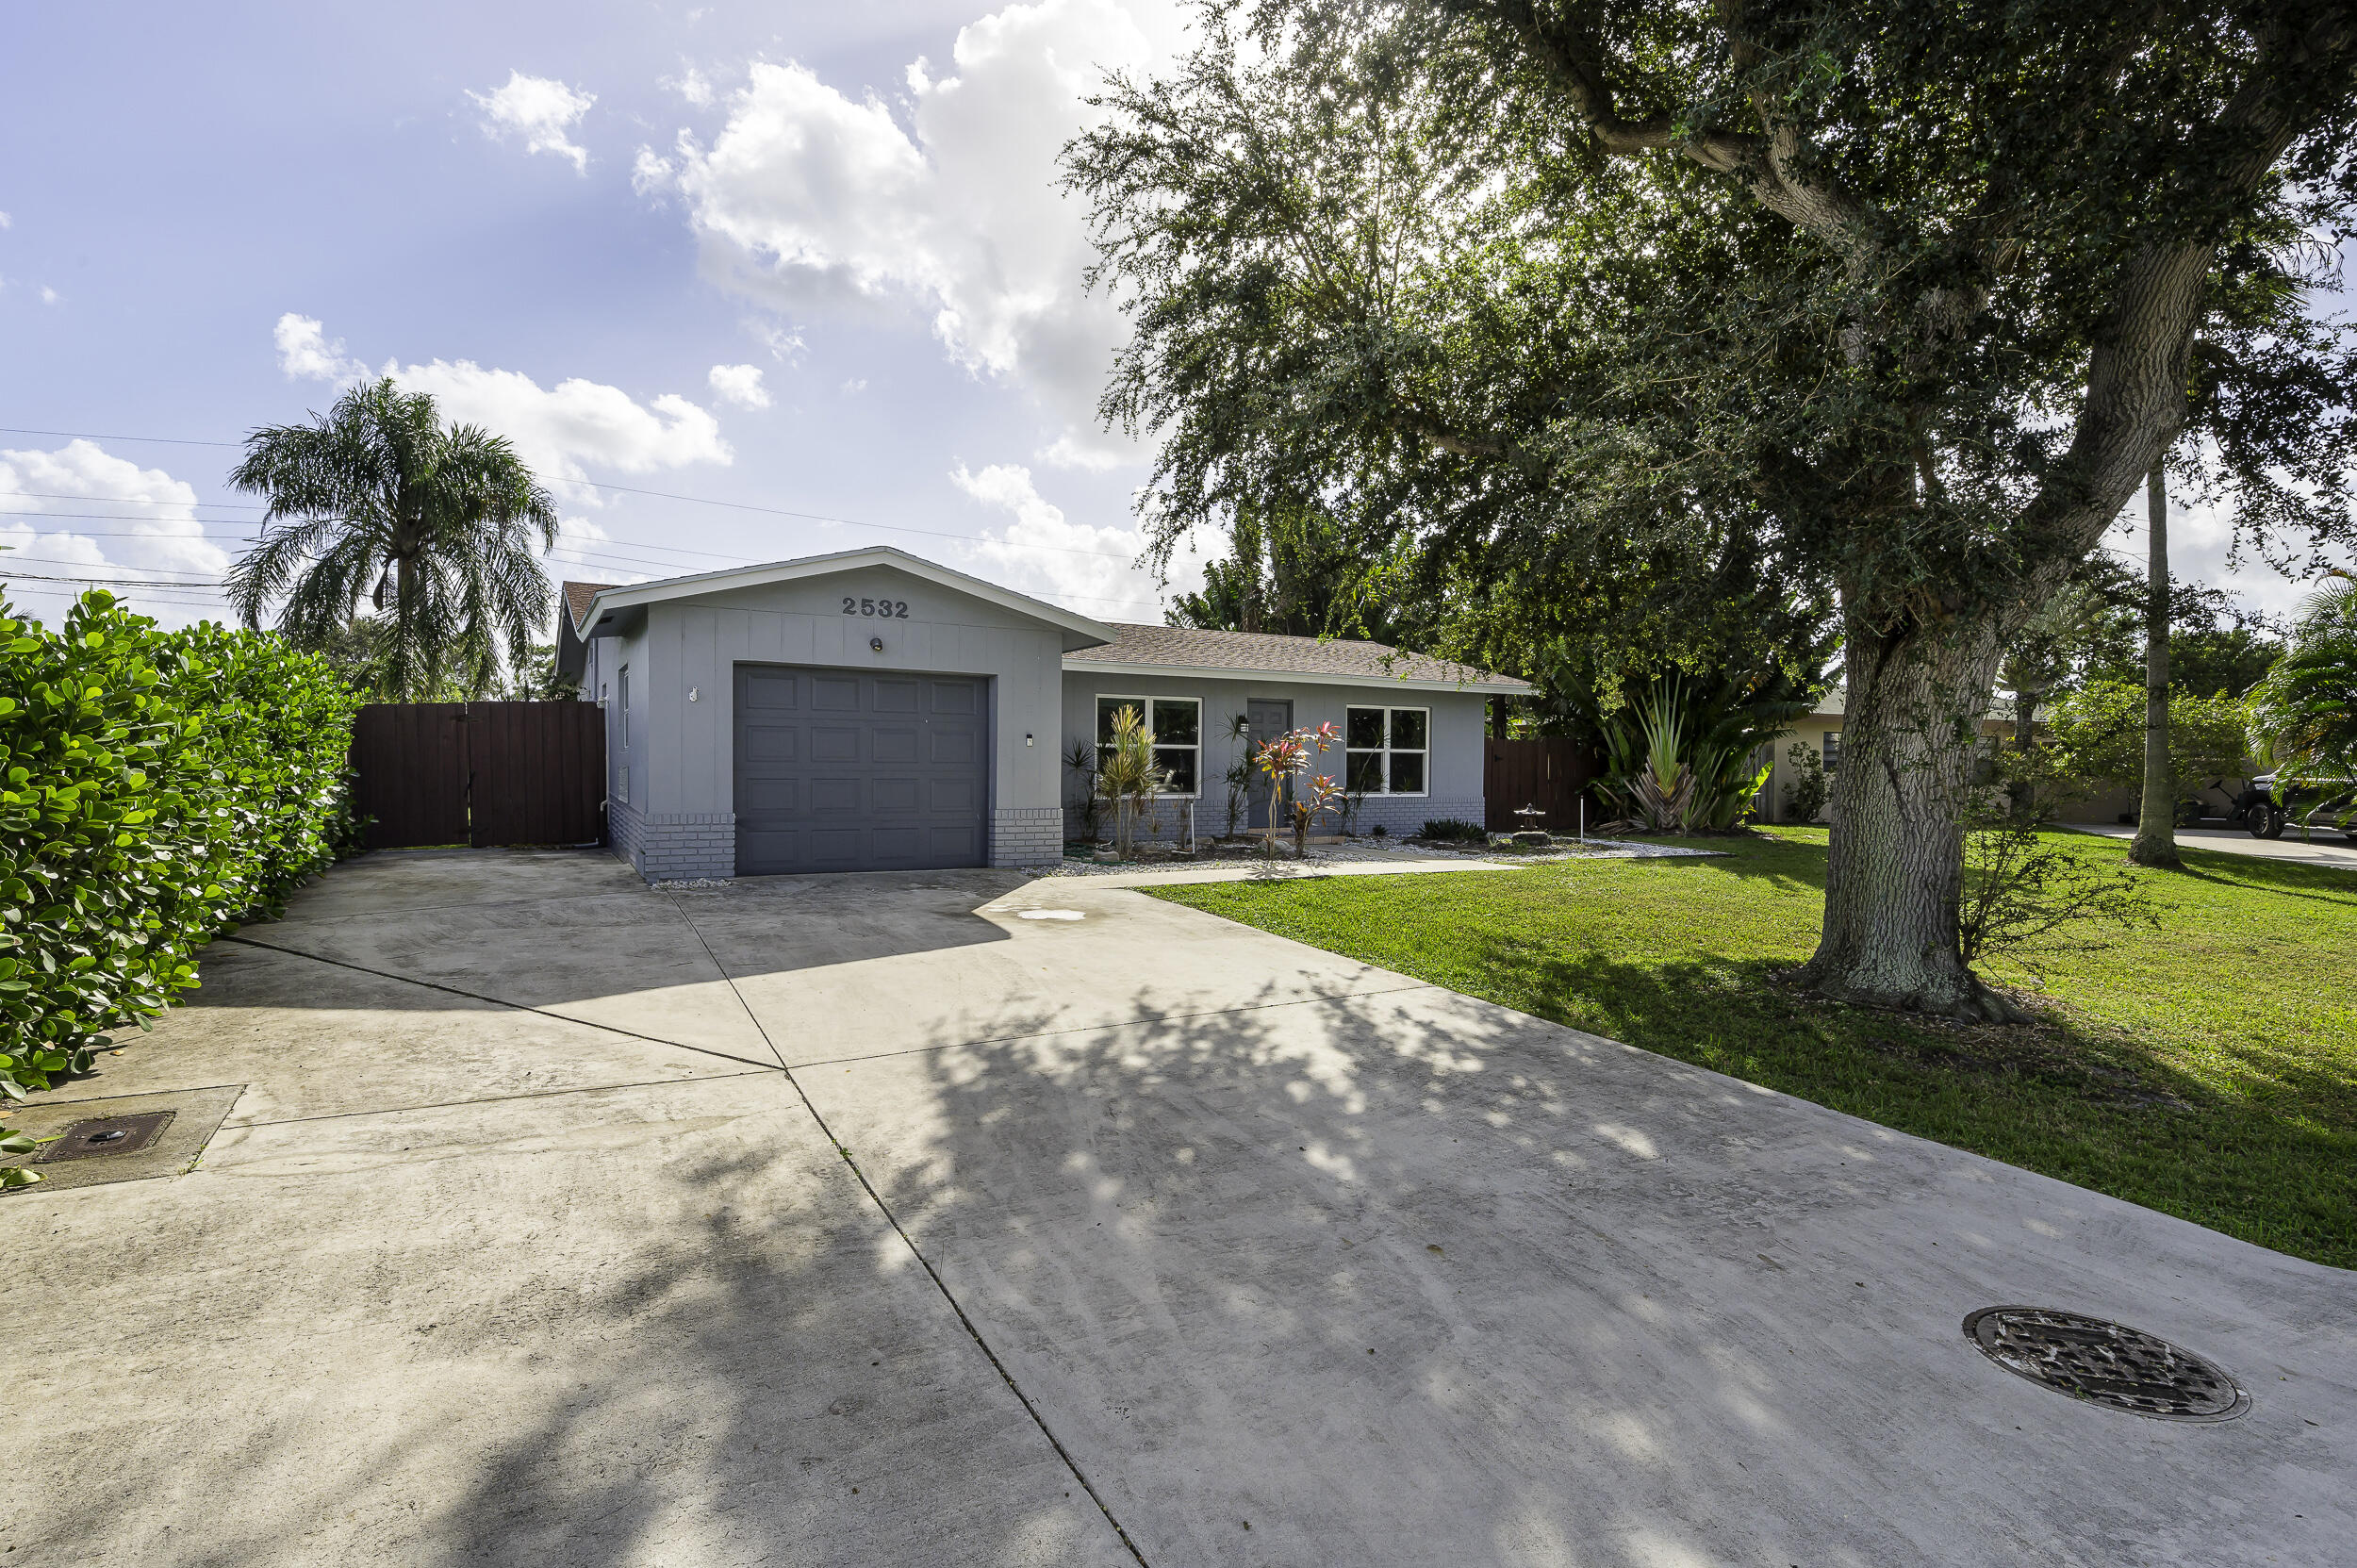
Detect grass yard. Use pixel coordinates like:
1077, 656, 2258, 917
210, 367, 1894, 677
1149, 828, 2357, 1269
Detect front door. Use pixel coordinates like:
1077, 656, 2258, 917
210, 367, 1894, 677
1245, 698, 1292, 830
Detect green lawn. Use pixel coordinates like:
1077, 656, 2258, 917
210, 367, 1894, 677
1148, 828, 2357, 1269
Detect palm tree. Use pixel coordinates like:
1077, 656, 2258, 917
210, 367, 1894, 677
226, 378, 558, 700
2248, 573, 2357, 793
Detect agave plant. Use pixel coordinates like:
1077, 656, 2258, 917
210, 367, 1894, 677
1604, 686, 1696, 832
1604, 672, 1813, 833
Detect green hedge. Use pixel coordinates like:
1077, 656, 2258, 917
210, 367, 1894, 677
0, 589, 362, 1102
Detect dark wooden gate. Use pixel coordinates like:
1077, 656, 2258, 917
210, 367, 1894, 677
1484, 736, 1605, 832
351, 701, 606, 850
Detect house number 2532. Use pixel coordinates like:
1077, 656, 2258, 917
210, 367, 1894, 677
844, 598, 911, 619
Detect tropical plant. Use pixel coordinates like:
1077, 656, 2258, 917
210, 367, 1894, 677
2248, 576, 2357, 796
1095, 704, 1170, 859
1252, 722, 1342, 854
1604, 678, 1801, 834
1070, 1, 2357, 1019
1420, 817, 1487, 842
0, 589, 361, 1112
226, 378, 559, 701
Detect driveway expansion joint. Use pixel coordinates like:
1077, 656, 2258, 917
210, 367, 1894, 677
221, 933, 787, 1072
662, 887, 1156, 1568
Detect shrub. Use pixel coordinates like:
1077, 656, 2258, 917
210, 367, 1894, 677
0, 590, 361, 1110
1420, 817, 1487, 841
1781, 741, 1829, 822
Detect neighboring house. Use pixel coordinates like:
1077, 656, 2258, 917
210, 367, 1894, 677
555, 547, 1528, 881
1752, 689, 2205, 825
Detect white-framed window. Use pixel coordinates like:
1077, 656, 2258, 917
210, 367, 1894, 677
616, 668, 631, 803
1096, 694, 1200, 795
1821, 729, 1841, 772
1344, 705, 1429, 796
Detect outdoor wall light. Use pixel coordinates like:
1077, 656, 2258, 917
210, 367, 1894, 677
1026, 733, 1035, 746
869, 635, 884, 652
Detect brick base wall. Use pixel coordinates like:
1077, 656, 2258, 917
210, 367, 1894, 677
992, 805, 1064, 868
611, 804, 737, 882
1063, 795, 1484, 844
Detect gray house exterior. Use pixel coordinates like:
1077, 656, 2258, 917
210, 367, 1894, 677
557, 547, 1527, 882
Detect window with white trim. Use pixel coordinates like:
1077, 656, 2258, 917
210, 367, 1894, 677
1344, 705, 1428, 796
1821, 729, 1841, 772
616, 668, 631, 803
1096, 695, 1200, 795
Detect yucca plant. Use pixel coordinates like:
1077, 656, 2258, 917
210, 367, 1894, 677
1604, 673, 1810, 833
1095, 704, 1170, 859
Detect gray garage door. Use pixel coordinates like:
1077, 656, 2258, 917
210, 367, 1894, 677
733, 665, 989, 875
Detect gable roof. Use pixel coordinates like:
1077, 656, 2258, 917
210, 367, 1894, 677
563, 580, 617, 635
563, 547, 1117, 652
1065, 622, 1530, 694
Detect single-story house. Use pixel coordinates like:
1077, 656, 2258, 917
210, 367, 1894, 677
556, 546, 1529, 881
1751, 689, 2194, 825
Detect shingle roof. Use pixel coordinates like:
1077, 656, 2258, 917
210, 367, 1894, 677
1064, 622, 1530, 692
562, 581, 620, 636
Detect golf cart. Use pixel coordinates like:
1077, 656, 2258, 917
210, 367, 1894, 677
2231, 772, 2357, 841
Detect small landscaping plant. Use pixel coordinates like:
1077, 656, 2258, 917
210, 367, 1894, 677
1419, 817, 1487, 842
1781, 741, 1830, 823
0, 589, 362, 1102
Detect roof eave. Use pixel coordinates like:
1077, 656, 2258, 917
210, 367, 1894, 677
577, 547, 1117, 650
1062, 656, 1531, 695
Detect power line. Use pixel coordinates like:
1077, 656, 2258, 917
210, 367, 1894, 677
0, 425, 240, 448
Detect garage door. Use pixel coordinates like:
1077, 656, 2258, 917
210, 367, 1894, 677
733, 665, 989, 875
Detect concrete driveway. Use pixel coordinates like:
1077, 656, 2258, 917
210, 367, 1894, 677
7, 850, 2351, 1567
2067, 821, 2357, 869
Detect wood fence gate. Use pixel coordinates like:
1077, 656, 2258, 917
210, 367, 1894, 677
350, 701, 606, 851
1484, 736, 1605, 832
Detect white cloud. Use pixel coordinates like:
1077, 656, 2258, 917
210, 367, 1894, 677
38, 286, 58, 306
2103, 486, 2348, 624
840, 377, 866, 395
664, 66, 717, 107
275, 312, 368, 383
470, 71, 597, 173
707, 362, 770, 409
668, 2, 1192, 470
0, 211, 11, 228
631, 145, 676, 196
948, 462, 1182, 619
393, 358, 730, 496
268, 318, 731, 498
1, 440, 234, 624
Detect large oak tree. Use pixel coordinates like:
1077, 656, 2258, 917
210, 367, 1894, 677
1070, 0, 2357, 1016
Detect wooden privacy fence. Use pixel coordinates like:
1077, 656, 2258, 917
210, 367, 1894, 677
1484, 735, 1605, 832
350, 701, 606, 851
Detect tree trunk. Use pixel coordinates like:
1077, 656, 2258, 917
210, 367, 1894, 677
2129, 465, 2182, 867
1798, 602, 2019, 1020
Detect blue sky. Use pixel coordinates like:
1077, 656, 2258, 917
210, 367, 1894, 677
0, 0, 2340, 637
0, 0, 1204, 631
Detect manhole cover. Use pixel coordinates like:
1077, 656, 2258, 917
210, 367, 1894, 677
1964, 1307, 2249, 1422
39, 1110, 177, 1163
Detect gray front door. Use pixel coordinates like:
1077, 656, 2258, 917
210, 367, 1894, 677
733, 665, 988, 874
1245, 698, 1292, 830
